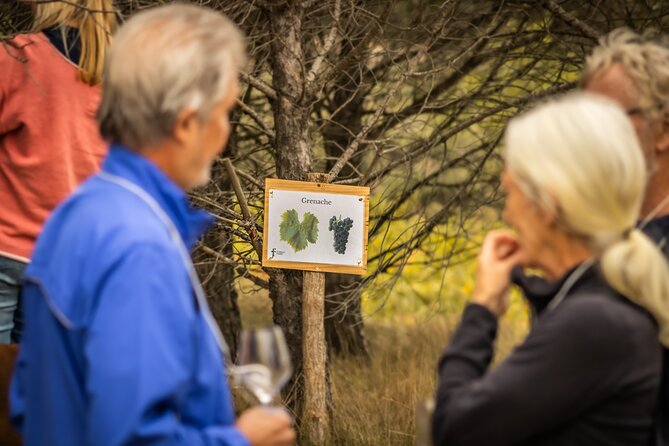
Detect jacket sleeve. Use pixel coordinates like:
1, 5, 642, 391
84, 244, 249, 446
432, 300, 632, 446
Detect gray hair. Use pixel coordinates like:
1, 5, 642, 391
97, 4, 246, 150
582, 28, 669, 125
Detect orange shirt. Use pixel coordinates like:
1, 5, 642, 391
0, 33, 107, 261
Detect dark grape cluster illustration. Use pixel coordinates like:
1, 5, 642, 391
329, 216, 353, 254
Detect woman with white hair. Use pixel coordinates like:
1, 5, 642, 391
431, 93, 669, 446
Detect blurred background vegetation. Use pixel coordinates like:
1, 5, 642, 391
3, 1, 669, 444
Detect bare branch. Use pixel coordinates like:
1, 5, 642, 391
305, 0, 341, 92
199, 244, 269, 289
240, 71, 277, 101
544, 0, 600, 41
223, 158, 263, 260
364, 81, 577, 186
236, 98, 276, 140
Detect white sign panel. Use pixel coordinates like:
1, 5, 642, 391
262, 179, 369, 275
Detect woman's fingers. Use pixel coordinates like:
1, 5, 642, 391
473, 230, 524, 317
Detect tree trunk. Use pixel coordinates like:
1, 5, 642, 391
302, 263, 330, 443
325, 273, 369, 358
267, 3, 312, 182
264, 4, 330, 433
268, 268, 304, 409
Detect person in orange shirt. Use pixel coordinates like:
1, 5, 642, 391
0, 0, 116, 343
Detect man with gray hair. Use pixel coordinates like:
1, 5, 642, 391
582, 29, 669, 223
583, 29, 669, 446
9, 5, 294, 446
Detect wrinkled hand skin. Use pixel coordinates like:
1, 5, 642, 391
471, 230, 524, 317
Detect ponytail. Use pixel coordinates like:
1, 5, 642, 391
600, 228, 669, 347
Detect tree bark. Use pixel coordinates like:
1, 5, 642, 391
265, 2, 313, 416
268, 268, 304, 409
268, 4, 312, 182
302, 261, 329, 443
325, 273, 368, 358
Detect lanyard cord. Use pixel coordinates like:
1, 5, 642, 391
97, 172, 233, 365
545, 259, 596, 313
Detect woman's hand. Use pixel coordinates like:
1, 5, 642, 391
472, 230, 524, 317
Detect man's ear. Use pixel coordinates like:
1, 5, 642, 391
656, 121, 669, 154
171, 108, 199, 147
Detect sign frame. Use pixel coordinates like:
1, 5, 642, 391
262, 178, 370, 275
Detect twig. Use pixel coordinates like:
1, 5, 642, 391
305, 0, 341, 92
327, 66, 411, 180
240, 71, 277, 101
544, 0, 599, 41
223, 158, 263, 260
236, 98, 276, 140
364, 81, 577, 185
229, 163, 265, 189
200, 245, 269, 288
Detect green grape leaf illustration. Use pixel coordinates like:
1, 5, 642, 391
279, 209, 309, 252
302, 212, 319, 244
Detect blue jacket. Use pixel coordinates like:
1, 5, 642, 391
10, 144, 250, 446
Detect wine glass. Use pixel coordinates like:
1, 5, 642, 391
416, 398, 435, 446
234, 326, 293, 406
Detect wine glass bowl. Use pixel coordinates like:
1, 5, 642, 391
234, 326, 292, 406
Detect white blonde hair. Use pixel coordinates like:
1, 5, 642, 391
505, 93, 669, 347
97, 4, 246, 150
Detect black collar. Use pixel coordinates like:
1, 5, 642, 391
642, 213, 669, 245
43, 26, 81, 65
511, 263, 602, 316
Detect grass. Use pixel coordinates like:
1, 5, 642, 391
329, 308, 528, 446
236, 289, 530, 445
329, 319, 449, 445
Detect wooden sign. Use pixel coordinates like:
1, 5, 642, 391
262, 178, 370, 275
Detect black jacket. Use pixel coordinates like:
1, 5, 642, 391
432, 266, 663, 446
641, 214, 669, 446
510, 215, 669, 446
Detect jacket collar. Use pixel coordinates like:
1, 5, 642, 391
511, 262, 602, 314
43, 27, 81, 66
643, 214, 669, 245
102, 144, 214, 249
